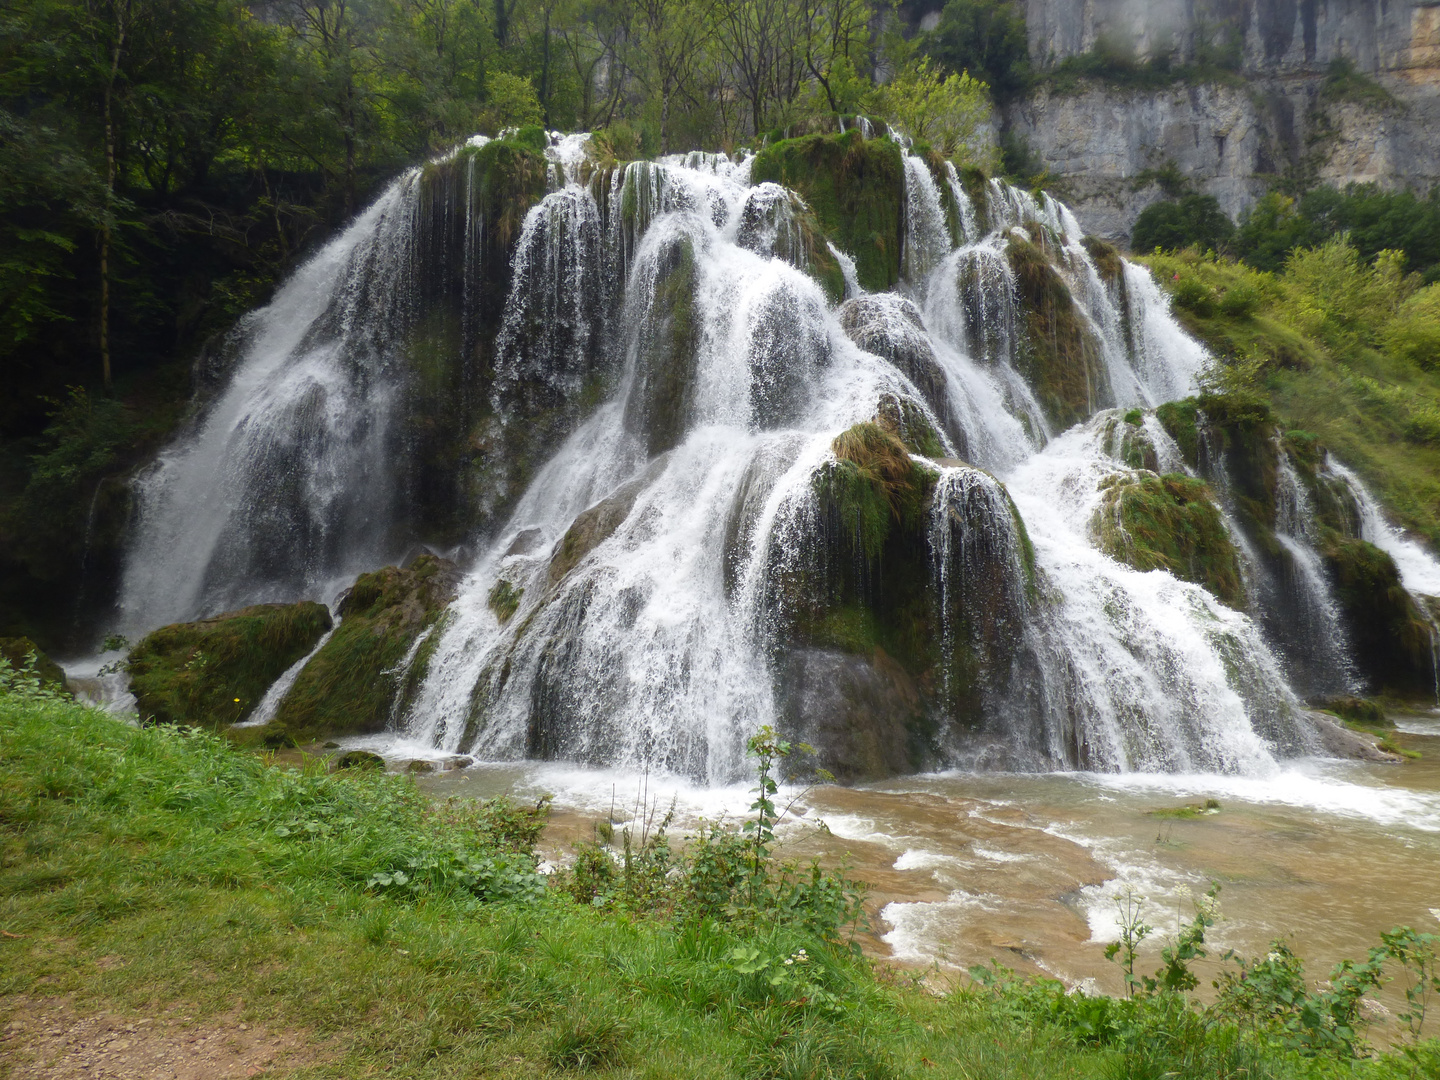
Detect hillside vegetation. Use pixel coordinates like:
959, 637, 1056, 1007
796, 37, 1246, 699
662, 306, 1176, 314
1140, 240, 1440, 546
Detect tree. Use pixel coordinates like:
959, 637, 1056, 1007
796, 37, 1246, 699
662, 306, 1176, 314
922, 0, 1029, 102
879, 57, 992, 160
1131, 194, 1235, 255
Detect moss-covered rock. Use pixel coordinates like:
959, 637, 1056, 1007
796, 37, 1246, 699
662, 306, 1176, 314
405, 135, 553, 549
624, 235, 700, 457
780, 647, 926, 782
1007, 233, 1110, 430
270, 556, 460, 742
1319, 534, 1436, 697
548, 459, 669, 583
735, 184, 847, 303
1092, 472, 1244, 608
1104, 411, 1159, 472
127, 602, 332, 726
763, 422, 1038, 778
0, 637, 69, 694
749, 131, 905, 293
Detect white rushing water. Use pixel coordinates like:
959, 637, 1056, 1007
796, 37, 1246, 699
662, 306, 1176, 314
108, 128, 1440, 781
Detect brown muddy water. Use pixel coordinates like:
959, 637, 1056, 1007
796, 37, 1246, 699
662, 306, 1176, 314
389, 715, 1440, 1038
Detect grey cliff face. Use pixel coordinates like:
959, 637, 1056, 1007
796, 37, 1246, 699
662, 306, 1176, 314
1011, 0, 1440, 244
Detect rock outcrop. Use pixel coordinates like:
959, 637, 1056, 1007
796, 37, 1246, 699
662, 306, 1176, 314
1007, 0, 1440, 242
127, 602, 332, 726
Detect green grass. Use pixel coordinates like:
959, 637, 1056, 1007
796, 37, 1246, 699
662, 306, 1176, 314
2, 691, 1437, 1079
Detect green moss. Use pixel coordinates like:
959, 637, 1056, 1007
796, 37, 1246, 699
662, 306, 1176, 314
1155, 399, 1201, 467
1148, 799, 1222, 819
876, 393, 945, 458
1319, 534, 1436, 696
749, 131, 905, 293
127, 602, 332, 727
795, 604, 882, 655
487, 580, 523, 624
0, 637, 69, 693
1007, 235, 1108, 429
271, 556, 457, 743
1093, 472, 1245, 607
958, 165, 991, 235
816, 422, 937, 563
626, 235, 699, 456
1317, 695, 1386, 726
1105, 414, 1158, 471
1082, 236, 1125, 287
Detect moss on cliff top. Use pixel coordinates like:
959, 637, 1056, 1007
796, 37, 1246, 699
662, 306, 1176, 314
749, 131, 904, 293
1093, 472, 1244, 607
128, 602, 333, 727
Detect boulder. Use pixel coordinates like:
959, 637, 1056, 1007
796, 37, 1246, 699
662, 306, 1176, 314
269, 555, 460, 743
126, 602, 332, 726
0, 637, 70, 695
1300, 711, 1402, 764
335, 750, 386, 771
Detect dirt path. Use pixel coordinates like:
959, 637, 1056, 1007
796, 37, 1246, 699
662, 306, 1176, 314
0, 995, 328, 1079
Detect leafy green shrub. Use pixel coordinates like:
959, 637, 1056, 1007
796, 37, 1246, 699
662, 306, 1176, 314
1383, 283, 1440, 370
1131, 195, 1235, 255
1170, 275, 1218, 316
1218, 282, 1264, 318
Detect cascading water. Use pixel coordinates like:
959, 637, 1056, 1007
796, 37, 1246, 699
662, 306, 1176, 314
113, 128, 1378, 781
117, 180, 424, 635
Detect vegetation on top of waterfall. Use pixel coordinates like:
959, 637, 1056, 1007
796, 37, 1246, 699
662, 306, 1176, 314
4, 682, 1440, 1078
750, 131, 907, 293
266, 556, 459, 745
1093, 472, 1245, 608
817, 422, 936, 563
125, 602, 332, 727
1140, 241, 1440, 547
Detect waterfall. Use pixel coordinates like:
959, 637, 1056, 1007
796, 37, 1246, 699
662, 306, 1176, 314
117, 177, 423, 635
1272, 449, 1357, 695
113, 133, 1366, 781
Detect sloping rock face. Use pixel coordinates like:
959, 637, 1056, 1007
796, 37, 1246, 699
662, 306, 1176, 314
1011, 0, 1440, 241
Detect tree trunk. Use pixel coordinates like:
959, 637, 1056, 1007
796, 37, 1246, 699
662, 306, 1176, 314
99, 0, 127, 396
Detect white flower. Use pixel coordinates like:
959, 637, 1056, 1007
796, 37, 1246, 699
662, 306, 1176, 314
783, 958, 794, 966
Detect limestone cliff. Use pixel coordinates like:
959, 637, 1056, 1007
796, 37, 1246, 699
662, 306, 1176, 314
1005, 0, 1440, 243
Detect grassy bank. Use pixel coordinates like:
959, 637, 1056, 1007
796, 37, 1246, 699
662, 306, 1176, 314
1137, 244, 1440, 545
2, 686, 1437, 1078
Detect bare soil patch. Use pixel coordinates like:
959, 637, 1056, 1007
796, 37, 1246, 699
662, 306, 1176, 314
0, 994, 328, 1079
